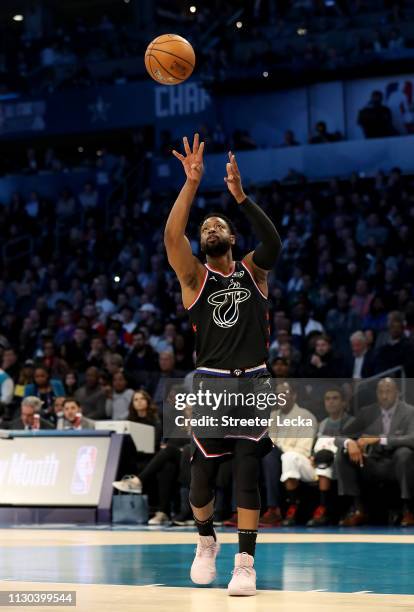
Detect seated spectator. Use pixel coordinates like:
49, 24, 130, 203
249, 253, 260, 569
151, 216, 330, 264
86, 335, 106, 369
13, 359, 35, 402
7, 396, 54, 430
124, 330, 158, 377
74, 366, 106, 420
291, 301, 324, 352
350, 279, 374, 319
375, 311, 414, 378
280, 130, 300, 147
0, 362, 15, 419
128, 389, 160, 428
307, 387, 354, 526
337, 377, 414, 527
40, 339, 69, 379
64, 370, 79, 395
56, 397, 88, 430
24, 365, 65, 426
261, 382, 318, 527
325, 293, 362, 355
152, 351, 184, 413
61, 327, 90, 372
2, 348, 20, 383
79, 182, 98, 210
309, 121, 342, 144
358, 91, 396, 138
345, 331, 376, 380
301, 334, 345, 379
105, 370, 134, 420
56, 189, 77, 220
113, 386, 191, 526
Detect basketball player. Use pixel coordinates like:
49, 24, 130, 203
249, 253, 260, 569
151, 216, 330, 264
164, 134, 282, 596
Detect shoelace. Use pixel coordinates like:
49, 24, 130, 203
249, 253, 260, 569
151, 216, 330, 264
196, 542, 216, 557
232, 565, 253, 577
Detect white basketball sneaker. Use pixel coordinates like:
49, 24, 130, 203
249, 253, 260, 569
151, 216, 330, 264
112, 475, 142, 494
227, 552, 256, 596
190, 535, 220, 585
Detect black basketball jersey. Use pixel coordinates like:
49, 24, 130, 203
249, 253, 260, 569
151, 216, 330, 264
187, 260, 270, 369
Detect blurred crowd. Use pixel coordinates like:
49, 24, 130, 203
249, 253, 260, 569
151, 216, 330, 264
2, 0, 413, 95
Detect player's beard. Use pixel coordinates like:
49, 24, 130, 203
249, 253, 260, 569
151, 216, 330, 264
201, 236, 231, 257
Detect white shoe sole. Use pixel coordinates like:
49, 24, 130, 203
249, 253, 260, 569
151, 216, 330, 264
112, 483, 142, 494
227, 587, 257, 596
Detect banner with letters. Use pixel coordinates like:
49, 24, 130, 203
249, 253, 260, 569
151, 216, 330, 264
0, 436, 110, 506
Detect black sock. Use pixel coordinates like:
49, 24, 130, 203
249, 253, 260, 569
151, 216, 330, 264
354, 496, 364, 512
194, 514, 216, 540
286, 491, 300, 506
238, 529, 258, 557
320, 490, 329, 508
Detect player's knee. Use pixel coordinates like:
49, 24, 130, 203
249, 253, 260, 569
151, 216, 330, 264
189, 480, 214, 508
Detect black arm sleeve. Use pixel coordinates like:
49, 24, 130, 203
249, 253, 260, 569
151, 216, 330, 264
239, 196, 282, 270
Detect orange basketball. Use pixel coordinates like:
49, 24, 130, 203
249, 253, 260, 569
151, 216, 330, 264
145, 34, 195, 85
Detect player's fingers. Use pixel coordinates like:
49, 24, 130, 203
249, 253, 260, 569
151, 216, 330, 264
192, 133, 199, 154
197, 141, 205, 159
226, 162, 234, 179
230, 153, 240, 175
172, 150, 185, 161
183, 136, 191, 156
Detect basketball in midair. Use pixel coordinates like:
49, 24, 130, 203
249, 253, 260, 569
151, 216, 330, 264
145, 34, 195, 85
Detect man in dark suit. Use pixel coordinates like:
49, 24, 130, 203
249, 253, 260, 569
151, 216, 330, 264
336, 377, 414, 527
345, 331, 376, 379
7, 397, 55, 430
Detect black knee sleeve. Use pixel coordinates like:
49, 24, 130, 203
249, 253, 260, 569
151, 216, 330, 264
189, 451, 216, 508
234, 442, 261, 510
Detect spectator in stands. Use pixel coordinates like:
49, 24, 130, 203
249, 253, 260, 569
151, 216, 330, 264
86, 336, 106, 369
24, 365, 65, 426
74, 366, 106, 420
358, 91, 396, 138
350, 279, 374, 319
375, 311, 414, 377
7, 396, 54, 430
152, 351, 183, 413
64, 370, 79, 395
307, 387, 354, 526
337, 377, 414, 526
302, 334, 345, 379
325, 293, 361, 354
113, 385, 190, 525
128, 390, 160, 428
280, 130, 300, 147
124, 330, 157, 376
41, 339, 69, 379
309, 121, 342, 144
291, 301, 324, 351
105, 370, 134, 420
78, 182, 98, 210
2, 348, 20, 383
56, 397, 88, 430
261, 382, 317, 527
0, 363, 14, 421
345, 331, 376, 379
61, 327, 89, 372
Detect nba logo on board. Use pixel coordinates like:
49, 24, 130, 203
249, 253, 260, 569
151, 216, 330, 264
71, 446, 98, 495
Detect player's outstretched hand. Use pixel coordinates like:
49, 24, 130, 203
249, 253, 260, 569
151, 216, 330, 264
224, 151, 246, 204
172, 134, 205, 185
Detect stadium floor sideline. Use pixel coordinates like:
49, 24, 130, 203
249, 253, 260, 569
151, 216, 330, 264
1, 526, 414, 611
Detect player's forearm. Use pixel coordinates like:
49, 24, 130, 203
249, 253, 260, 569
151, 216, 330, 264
239, 196, 282, 268
164, 179, 198, 243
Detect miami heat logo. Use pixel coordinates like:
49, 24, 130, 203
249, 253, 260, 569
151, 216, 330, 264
207, 279, 251, 328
